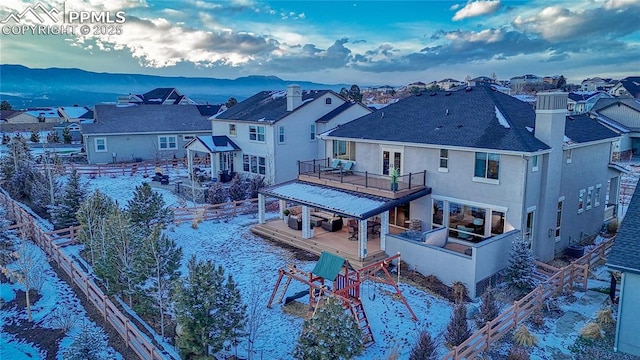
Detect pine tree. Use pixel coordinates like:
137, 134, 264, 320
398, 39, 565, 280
76, 190, 116, 266
445, 304, 471, 348
30, 168, 60, 216
62, 127, 72, 144
50, 169, 87, 229
138, 226, 182, 338
247, 174, 266, 199
227, 174, 246, 202
476, 287, 500, 328
293, 297, 363, 360
505, 236, 537, 297
409, 329, 436, 360
1, 136, 33, 181
7, 163, 38, 202
63, 322, 112, 360
174, 256, 246, 358
126, 183, 172, 235
29, 129, 40, 143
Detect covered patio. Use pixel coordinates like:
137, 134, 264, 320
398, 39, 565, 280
254, 180, 431, 268
184, 135, 241, 183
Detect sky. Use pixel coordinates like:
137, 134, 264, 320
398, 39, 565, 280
0, 0, 639, 86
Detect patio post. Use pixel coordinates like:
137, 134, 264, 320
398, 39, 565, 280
302, 205, 311, 239
210, 152, 215, 181
186, 148, 193, 180
258, 194, 266, 224
380, 211, 389, 251
278, 200, 286, 219
358, 219, 368, 259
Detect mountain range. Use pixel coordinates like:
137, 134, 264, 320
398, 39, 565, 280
0, 64, 347, 109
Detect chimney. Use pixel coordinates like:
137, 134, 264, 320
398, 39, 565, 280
286, 84, 302, 111
534, 92, 567, 147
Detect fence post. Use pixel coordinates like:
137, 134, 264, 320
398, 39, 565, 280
408, 172, 412, 189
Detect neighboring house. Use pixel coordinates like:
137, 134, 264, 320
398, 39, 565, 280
289, 86, 619, 296
4, 108, 63, 124
581, 77, 614, 92
437, 78, 464, 90
407, 81, 427, 92
543, 75, 560, 86
606, 188, 640, 357
609, 76, 640, 98
53, 122, 82, 143
468, 76, 495, 86
196, 85, 372, 184
59, 106, 94, 122
0, 110, 19, 123
117, 87, 197, 105
591, 98, 640, 160
82, 104, 212, 164
567, 91, 612, 114
510, 74, 544, 85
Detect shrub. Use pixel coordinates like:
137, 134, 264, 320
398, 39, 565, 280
528, 308, 545, 329
409, 329, 436, 360
476, 287, 500, 328
513, 325, 537, 347
606, 220, 619, 234
580, 322, 603, 340
452, 281, 468, 304
505, 236, 537, 298
596, 308, 614, 326
506, 345, 530, 360
205, 182, 228, 205
445, 304, 471, 347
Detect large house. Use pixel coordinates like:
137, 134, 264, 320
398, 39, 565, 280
567, 91, 611, 114
82, 104, 215, 164
608, 76, 640, 98
187, 85, 372, 184
606, 188, 640, 357
254, 86, 622, 297
591, 98, 640, 160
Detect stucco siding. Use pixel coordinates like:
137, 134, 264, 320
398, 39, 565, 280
617, 272, 640, 356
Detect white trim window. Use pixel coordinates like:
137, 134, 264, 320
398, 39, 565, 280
243, 154, 266, 175
94, 137, 107, 152
578, 189, 585, 213
474, 152, 500, 181
278, 126, 285, 144
439, 149, 448, 171
310, 124, 316, 141
249, 125, 265, 142
229, 124, 236, 137
595, 184, 602, 207
158, 135, 178, 150
532, 155, 539, 172
334, 140, 356, 161
586, 186, 594, 210
524, 209, 535, 244
555, 199, 563, 241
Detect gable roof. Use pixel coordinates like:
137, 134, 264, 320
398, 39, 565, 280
196, 104, 223, 116
129, 88, 194, 105
185, 135, 241, 153
607, 188, 640, 274
592, 98, 640, 113
214, 89, 333, 123
564, 114, 619, 144
315, 102, 360, 123
568, 91, 601, 102
617, 76, 640, 98
327, 86, 550, 153
83, 104, 211, 135
0, 110, 19, 120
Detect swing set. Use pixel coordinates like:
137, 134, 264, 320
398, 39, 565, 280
267, 252, 417, 346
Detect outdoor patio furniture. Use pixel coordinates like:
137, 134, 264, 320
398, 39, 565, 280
347, 219, 358, 240
323, 159, 341, 173
321, 217, 343, 232
160, 175, 170, 185
288, 215, 302, 230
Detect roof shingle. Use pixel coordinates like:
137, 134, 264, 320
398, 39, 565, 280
607, 188, 640, 273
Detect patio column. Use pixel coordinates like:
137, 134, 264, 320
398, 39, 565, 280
258, 194, 265, 224
187, 148, 193, 180
302, 205, 311, 239
358, 219, 368, 259
209, 152, 215, 181
279, 199, 286, 219
380, 211, 389, 251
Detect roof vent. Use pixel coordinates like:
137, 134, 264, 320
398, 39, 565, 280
415, 92, 422, 97
445, 92, 452, 96
381, 112, 385, 119
446, 109, 449, 115
457, 124, 463, 128
430, 92, 437, 96
465, 87, 473, 92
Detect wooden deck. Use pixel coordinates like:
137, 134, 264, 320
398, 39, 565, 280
298, 173, 426, 199
251, 219, 393, 269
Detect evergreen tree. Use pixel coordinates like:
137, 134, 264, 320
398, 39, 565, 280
126, 182, 172, 235
29, 130, 40, 143
62, 127, 72, 144
227, 174, 246, 202
138, 226, 182, 338
76, 190, 116, 265
0, 100, 12, 110
46, 131, 60, 144
63, 322, 112, 360
557, 75, 567, 90
50, 169, 87, 229
476, 287, 500, 328
293, 297, 363, 360
505, 236, 537, 297
205, 181, 228, 205
7, 163, 38, 202
226, 97, 238, 108
30, 169, 60, 216
174, 256, 246, 358
409, 329, 437, 360
1, 136, 33, 181
347, 84, 363, 102
445, 304, 471, 348
247, 175, 266, 199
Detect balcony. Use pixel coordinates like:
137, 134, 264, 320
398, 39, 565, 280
297, 159, 427, 199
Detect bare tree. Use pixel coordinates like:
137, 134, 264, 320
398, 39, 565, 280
3, 238, 46, 321
244, 281, 269, 359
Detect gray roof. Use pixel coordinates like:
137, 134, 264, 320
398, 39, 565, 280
186, 135, 241, 152
316, 102, 360, 123
607, 188, 640, 274
83, 104, 211, 135
618, 76, 640, 98
214, 89, 333, 123
328, 86, 617, 152
592, 98, 640, 113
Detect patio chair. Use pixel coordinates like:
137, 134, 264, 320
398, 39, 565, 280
347, 219, 358, 241
324, 159, 341, 173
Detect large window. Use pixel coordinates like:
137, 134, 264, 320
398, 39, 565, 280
94, 137, 107, 152
278, 126, 285, 144
439, 149, 448, 170
382, 149, 402, 175
432, 198, 506, 242
249, 125, 265, 142
158, 135, 177, 150
229, 124, 236, 137
474, 152, 500, 180
243, 154, 266, 175
491, 211, 505, 235
333, 140, 355, 160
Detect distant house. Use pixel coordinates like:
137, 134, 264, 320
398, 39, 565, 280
0, 110, 19, 123
53, 122, 82, 143
609, 76, 640, 98
4, 108, 62, 124
581, 77, 615, 92
82, 104, 213, 164
189, 85, 372, 184
117, 88, 197, 105
606, 188, 640, 357
437, 78, 464, 90
468, 76, 495, 86
591, 98, 640, 160
59, 106, 94, 122
567, 91, 611, 114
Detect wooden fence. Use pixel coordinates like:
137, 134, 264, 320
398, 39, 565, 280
0, 192, 178, 360
441, 237, 616, 360
171, 198, 279, 224
34, 157, 211, 178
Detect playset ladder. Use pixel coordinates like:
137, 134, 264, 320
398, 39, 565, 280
349, 300, 374, 347
267, 270, 293, 307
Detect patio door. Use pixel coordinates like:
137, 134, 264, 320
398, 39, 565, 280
382, 149, 402, 175
220, 152, 234, 172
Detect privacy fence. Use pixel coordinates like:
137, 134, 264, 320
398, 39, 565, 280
441, 237, 615, 360
0, 192, 179, 360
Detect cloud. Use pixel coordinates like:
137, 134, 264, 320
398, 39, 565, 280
453, 1, 501, 21
264, 38, 352, 72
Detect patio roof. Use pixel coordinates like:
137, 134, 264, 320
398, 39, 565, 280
185, 135, 241, 153
260, 180, 431, 220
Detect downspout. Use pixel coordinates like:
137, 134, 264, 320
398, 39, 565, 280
521, 155, 529, 237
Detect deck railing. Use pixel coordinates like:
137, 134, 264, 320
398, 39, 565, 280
298, 158, 426, 193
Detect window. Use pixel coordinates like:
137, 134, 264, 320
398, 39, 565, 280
158, 135, 177, 150
578, 189, 585, 213
382, 149, 402, 175
524, 210, 535, 243
249, 125, 265, 142
94, 137, 107, 152
243, 154, 266, 175
491, 211, 505, 235
566, 149, 573, 164
325, 98, 332, 105
532, 155, 539, 172
310, 124, 316, 141
333, 140, 355, 160
474, 152, 500, 180
555, 199, 563, 239
183, 134, 195, 141
448, 202, 486, 242
229, 124, 236, 137
439, 149, 448, 170
432, 200, 444, 228
595, 184, 601, 207
586, 186, 594, 210
278, 126, 285, 144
